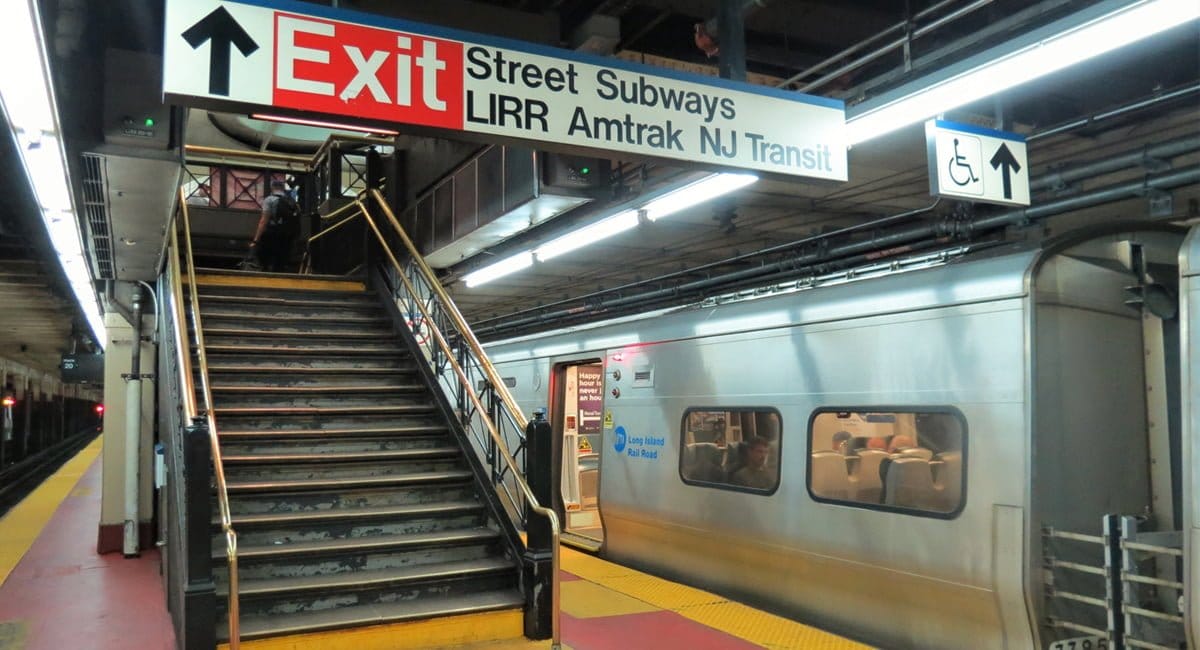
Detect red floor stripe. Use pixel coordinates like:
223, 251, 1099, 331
563, 610, 764, 650
0, 456, 176, 649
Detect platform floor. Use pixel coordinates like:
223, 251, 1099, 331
0, 437, 867, 649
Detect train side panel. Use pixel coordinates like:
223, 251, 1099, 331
488, 254, 1036, 649
1182, 227, 1199, 649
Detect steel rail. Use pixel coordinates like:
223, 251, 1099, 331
178, 188, 241, 649
1045, 529, 1106, 544
360, 193, 562, 648
185, 133, 392, 171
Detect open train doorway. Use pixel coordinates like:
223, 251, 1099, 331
551, 360, 605, 548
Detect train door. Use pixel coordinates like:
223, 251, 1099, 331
552, 360, 605, 546
1032, 230, 1187, 649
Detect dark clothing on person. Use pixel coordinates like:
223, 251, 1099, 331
253, 190, 298, 271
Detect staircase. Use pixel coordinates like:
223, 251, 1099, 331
189, 270, 525, 646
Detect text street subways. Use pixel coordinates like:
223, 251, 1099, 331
163, 0, 847, 181
925, 119, 1029, 207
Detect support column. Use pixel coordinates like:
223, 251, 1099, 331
717, 0, 746, 81
97, 306, 157, 555
523, 413, 554, 639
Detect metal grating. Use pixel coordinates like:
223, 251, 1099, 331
80, 153, 114, 280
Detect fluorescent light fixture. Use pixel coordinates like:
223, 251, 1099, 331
251, 113, 401, 136
464, 251, 534, 288
0, 0, 105, 348
846, 0, 1200, 145
535, 210, 638, 262
641, 172, 758, 221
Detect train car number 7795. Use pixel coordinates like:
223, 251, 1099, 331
1048, 637, 1108, 650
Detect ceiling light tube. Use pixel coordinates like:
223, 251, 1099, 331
251, 113, 401, 136
641, 172, 758, 221
0, 0, 104, 348
464, 251, 534, 288
845, 0, 1200, 145
535, 210, 639, 262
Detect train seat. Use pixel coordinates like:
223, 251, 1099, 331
723, 440, 749, 476
853, 449, 888, 503
932, 451, 963, 510
683, 442, 726, 483
895, 447, 934, 460
882, 457, 940, 509
810, 451, 852, 500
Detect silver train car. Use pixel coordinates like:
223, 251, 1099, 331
484, 224, 1193, 650
1183, 226, 1198, 650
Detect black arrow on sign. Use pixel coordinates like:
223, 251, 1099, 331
182, 7, 259, 97
989, 142, 1022, 200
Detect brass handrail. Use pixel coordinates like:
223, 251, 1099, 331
177, 188, 241, 649
368, 189, 530, 432
299, 202, 371, 274
184, 134, 393, 171
166, 228, 197, 420
360, 192, 561, 647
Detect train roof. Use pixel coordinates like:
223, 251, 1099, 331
485, 242, 1040, 360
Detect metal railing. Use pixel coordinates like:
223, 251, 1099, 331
173, 188, 241, 649
1043, 516, 1188, 650
300, 190, 562, 648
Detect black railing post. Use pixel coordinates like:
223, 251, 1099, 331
182, 418, 215, 650
1103, 514, 1125, 650
522, 412, 553, 639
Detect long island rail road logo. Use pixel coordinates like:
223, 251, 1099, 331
164, 0, 847, 181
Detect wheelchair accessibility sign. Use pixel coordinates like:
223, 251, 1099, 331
926, 119, 1028, 207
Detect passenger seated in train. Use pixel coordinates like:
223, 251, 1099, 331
729, 437, 776, 490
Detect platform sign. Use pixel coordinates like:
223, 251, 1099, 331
926, 119, 1029, 206
163, 0, 847, 181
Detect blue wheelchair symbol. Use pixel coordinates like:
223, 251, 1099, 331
613, 426, 627, 453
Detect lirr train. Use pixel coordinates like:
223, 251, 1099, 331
483, 223, 1198, 650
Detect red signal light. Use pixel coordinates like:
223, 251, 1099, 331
95, 404, 105, 415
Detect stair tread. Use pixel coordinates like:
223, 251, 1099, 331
219, 426, 447, 438
221, 557, 515, 598
226, 589, 524, 641
211, 385, 424, 394
199, 293, 377, 307
202, 328, 392, 339
204, 344, 403, 355
225, 500, 483, 527
215, 405, 437, 415
229, 526, 501, 559
222, 447, 460, 464
226, 470, 474, 492
201, 312, 386, 323
207, 366, 414, 375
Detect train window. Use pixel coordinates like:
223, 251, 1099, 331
679, 408, 782, 495
807, 409, 966, 518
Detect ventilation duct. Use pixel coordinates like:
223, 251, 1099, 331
413, 147, 609, 269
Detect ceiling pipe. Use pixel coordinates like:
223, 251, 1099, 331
473, 132, 1200, 329
476, 163, 1199, 339
1031, 135, 1200, 192
791, 0, 996, 93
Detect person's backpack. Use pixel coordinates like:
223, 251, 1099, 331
266, 193, 300, 234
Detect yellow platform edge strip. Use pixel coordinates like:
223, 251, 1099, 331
192, 274, 365, 292
219, 608, 524, 650
559, 547, 871, 650
0, 435, 103, 587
